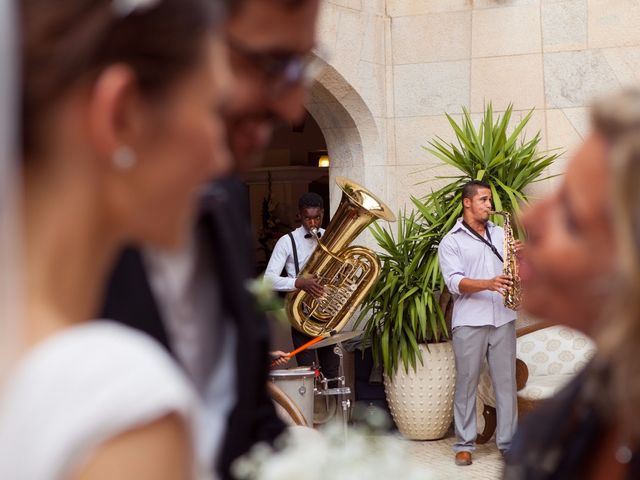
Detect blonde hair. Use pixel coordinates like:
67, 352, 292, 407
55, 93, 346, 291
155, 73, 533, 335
593, 88, 640, 438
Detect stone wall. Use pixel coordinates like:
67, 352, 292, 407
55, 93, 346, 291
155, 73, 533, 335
313, 0, 640, 215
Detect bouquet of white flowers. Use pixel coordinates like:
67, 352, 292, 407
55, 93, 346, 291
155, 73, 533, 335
232, 409, 441, 480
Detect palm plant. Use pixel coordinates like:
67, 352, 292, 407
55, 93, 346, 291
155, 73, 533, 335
357, 209, 446, 378
416, 103, 560, 224
359, 103, 560, 379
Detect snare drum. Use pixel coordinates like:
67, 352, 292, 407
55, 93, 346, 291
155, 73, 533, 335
268, 368, 316, 427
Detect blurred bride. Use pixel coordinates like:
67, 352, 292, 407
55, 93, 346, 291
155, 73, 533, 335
505, 90, 640, 479
0, 0, 232, 478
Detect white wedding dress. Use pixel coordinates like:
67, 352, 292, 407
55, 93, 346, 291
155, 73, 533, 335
0, 321, 206, 480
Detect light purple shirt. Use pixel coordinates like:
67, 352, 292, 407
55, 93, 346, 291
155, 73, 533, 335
438, 217, 516, 329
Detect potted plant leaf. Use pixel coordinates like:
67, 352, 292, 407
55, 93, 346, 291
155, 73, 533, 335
358, 103, 560, 440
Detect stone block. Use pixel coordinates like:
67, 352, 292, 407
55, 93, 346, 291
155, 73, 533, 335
541, 0, 587, 52
384, 117, 397, 166
357, 60, 385, 118
561, 107, 589, 138
386, 0, 471, 17
473, 0, 540, 7
385, 65, 395, 117
516, 109, 548, 150
361, 15, 385, 64
602, 47, 640, 88
317, 3, 339, 54
544, 50, 619, 108
392, 11, 471, 64
545, 108, 585, 154
332, 9, 366, 84
394, 61, 471, 117
472, 5, 541, 57
588, 0, 640, 48
471, 54, 545, 112
394, 115, 462, 166
329, 0, 363, 10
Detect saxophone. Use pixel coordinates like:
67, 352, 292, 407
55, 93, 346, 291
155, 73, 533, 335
490, 211, 522, 310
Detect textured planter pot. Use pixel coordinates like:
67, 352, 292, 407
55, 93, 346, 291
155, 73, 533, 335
384, 342, 456, 440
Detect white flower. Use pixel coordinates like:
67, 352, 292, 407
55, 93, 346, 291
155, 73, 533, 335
245, 277, 287, 324
232, 421, 440, 480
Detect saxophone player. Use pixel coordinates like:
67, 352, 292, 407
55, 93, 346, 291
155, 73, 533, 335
264, 192, 340, 380
438, 180, 518, 467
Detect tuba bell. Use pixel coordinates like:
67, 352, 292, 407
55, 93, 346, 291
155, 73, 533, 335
286, 177, 396, 337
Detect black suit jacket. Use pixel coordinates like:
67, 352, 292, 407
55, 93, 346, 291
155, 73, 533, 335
101, 176, 285, 479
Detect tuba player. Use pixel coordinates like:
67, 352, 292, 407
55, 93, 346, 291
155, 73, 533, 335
264, 192, 340, 381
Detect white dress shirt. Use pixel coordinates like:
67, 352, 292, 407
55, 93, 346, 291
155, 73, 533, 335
438, 217, 516, 329
144, 234, 236, 475
263, 226, 325, 291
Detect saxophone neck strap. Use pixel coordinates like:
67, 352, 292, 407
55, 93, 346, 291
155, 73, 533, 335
461, 220, 504, 263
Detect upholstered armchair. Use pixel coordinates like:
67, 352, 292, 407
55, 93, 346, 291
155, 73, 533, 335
476, 322, 596, 443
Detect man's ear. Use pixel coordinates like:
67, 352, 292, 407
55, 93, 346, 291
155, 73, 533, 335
462, 198, 471, 209
86, 64, 143, 163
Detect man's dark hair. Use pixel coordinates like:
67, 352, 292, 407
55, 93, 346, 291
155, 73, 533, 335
298, 192, 323, 210
461, 180, 491, 202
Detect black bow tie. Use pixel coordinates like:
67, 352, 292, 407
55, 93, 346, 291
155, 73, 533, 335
304, 232, 321, 239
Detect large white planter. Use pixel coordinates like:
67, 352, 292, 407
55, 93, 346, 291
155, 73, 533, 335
384, 342, 456, 440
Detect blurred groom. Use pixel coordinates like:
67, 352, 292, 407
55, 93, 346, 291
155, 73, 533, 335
100, 0, 323, 478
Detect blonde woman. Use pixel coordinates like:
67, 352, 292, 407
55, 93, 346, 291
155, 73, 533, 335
504, 89, 640, 479
0, 0, 231, 478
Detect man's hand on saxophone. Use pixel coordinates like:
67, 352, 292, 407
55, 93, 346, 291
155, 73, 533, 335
486, 275, 515, 296
459, 275, 513, 295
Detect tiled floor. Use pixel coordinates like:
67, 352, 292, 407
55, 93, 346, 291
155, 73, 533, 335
405, 435, 504, 479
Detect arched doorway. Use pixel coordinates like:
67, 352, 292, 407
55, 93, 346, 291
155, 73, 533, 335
240, 111, 330, 271
307, 59, 385, 216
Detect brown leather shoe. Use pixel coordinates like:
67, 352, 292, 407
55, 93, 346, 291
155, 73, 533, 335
455, 451, 472, 466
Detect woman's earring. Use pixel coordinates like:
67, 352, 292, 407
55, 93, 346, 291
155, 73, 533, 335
112, 145, 137, 170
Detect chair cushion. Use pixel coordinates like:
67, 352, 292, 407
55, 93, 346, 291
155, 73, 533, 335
476, 325, 595, 409
517, 326, 595, 377
517, 374, 575, 401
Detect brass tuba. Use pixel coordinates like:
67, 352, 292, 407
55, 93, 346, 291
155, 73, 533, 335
286, 177, 396, 337
490, 211, 522, 310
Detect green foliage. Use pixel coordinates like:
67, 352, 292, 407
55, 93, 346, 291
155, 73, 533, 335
357, 209, 448, 378
358, 103, 561, 379
419, 103, 561, 221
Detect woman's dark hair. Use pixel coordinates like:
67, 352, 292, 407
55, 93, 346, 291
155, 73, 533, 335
21, 0, 224, 156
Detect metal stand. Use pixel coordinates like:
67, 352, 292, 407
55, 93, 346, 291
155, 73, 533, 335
315, 340, 351, 438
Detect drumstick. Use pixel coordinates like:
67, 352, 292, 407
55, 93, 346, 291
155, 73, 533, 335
285, 335, 324, 359
270, 330, 337, 368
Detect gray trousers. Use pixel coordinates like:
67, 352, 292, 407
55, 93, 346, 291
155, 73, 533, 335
452, 322, 517, 452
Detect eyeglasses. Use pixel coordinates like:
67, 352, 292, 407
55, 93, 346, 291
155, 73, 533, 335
226, 34, 325, 99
